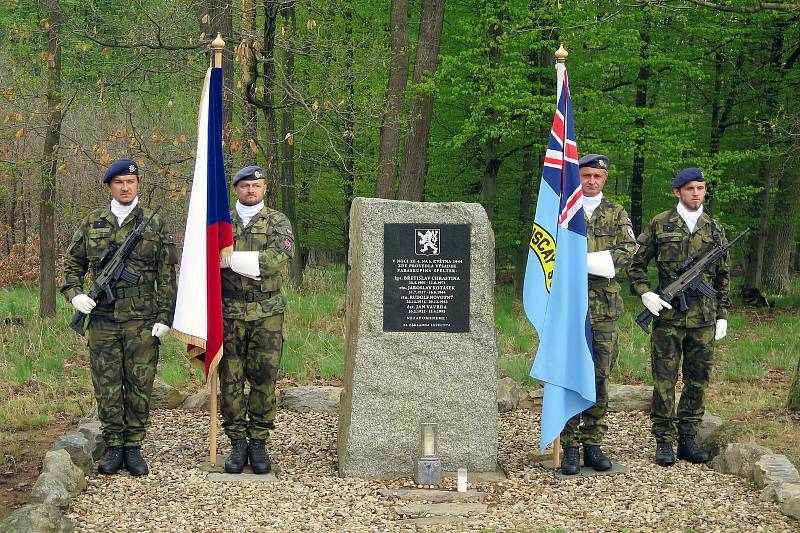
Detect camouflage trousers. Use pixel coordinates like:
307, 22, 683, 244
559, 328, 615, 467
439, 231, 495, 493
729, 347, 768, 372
561, 320, 618, 447
650, 321, 715, 442
86, 317, 159, 447
219, 314, 283, 440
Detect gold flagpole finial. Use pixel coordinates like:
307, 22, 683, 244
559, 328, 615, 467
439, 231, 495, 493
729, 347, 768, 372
555, 43, 568, 64
211, 33, 225, 68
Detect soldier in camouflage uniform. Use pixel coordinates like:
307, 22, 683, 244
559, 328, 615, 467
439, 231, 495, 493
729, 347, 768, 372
560, 154, 636, 475
629, 167, 730, 466
61, 159, 177, 476
219, 165, 294, 474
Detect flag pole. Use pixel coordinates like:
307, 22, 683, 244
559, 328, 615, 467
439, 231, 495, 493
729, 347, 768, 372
208, 32, 225, 466
549, 42, 569, 470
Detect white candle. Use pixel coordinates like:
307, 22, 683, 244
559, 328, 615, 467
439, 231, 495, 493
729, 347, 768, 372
457, 468, 468, 492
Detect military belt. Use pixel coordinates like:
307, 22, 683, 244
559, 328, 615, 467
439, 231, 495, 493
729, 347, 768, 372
588, 276, 612, 287
222, 289, 278, 302
114, 283, 155, 299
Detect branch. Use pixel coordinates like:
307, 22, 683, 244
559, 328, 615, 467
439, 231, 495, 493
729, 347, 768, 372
686, 0, 800, 13
80, 33, 204, 51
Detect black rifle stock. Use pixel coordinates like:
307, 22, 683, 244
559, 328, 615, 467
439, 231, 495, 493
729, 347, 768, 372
635, 227, 750, 334
69, 207, 161, 336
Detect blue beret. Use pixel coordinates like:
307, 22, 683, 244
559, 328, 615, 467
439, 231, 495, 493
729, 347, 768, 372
672, 167, 705, 189
103, 159, 138, 184
232, 165, 265, 186
578, 154, 609, 170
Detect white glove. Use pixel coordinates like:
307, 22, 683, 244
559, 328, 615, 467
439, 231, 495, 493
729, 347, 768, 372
641, 292, 672, 316
71, 294, 96, 314
587, 250, 615, 278
714, 319, 727, 341
151, 323, 170, 338
229, 251, 261, 280
220, 254, 231, 268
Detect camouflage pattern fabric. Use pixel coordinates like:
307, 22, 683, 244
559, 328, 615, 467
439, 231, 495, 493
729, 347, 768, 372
628, 207, 730, 326
221, 207, 294, 321
87, 318, 159, 447
561, 320, 619, 447
61, 205, 177, 447
650, 322, 715, 442
220, 205, 293, 440
220, 315, 284, 440
561, 197, 634, 447
628, 206, 729, 441
587, 197, 636, 322
61, 206, 178, 324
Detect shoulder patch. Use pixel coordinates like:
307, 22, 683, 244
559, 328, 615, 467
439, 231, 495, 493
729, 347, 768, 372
628, 226, 635, 240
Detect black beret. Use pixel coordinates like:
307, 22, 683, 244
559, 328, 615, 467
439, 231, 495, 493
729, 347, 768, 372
232, 165, 265, 186
103, 159, 138, 184
673, 167, 705, 189
578, 154, 609, 171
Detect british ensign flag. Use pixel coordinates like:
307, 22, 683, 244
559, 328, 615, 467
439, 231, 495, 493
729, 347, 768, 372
523, 61, 596, 452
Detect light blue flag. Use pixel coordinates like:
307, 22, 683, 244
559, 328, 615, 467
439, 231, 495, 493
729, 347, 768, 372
523, 62, 596, 452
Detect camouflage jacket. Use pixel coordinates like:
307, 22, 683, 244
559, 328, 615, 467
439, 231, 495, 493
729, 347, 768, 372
60, 206, 178, 324
629, 206, 730, 327
587, 197, 636, 322
221, 206, 294, 321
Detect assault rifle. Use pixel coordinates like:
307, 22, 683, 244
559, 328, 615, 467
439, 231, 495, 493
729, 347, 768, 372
69, 207, 160, 336
635, 227, 750, 334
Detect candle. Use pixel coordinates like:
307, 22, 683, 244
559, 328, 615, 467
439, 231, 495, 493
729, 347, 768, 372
457, 468, 468, 492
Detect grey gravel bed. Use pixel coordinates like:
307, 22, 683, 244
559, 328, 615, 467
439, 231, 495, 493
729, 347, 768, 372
66, 409, 798, 532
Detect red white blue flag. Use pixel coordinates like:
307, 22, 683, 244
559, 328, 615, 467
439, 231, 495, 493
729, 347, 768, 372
172, 66, 233, 379
523, 62, 595, 451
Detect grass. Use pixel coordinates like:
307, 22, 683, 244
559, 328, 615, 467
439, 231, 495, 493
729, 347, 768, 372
1, 268, 799, 468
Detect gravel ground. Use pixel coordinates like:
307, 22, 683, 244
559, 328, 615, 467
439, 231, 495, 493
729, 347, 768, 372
67, 409, 799, 532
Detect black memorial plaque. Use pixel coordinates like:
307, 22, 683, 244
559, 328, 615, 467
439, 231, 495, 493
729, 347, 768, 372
383, 223, 471, 332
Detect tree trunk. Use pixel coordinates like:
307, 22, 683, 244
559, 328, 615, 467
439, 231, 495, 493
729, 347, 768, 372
343, 6, 356, 282
480, 4, 504, 222
742, 27, 783, 302
396, 0, 446, 201
629, 26, 650, 236
262, 1, 280, 209
762, 171, 799, 293
375, 0, 410, 199
40, 0, 62, 319
198, 0, 234, 173
280, 0, 302, 286
789, 353, 800, 411
239, 0, 259, 168
514, 45, 553, 299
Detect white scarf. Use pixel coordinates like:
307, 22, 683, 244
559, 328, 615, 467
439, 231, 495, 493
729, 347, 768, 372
236, 200, 264, 227
583, 193, 603, 219
110, 196, 139, 226
677, 201, 703, 233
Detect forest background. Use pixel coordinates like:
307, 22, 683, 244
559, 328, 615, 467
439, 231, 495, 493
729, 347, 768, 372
0, 0, 799, 512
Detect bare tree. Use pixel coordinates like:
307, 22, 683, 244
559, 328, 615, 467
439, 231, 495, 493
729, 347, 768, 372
281, 0, 302, 285
375, 0, 410, 199
396, 0, 447, 201
40, 0, 63, 318
239, 0, 259, 168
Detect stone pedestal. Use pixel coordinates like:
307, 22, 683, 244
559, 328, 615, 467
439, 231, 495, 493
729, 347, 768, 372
338, 198, 498, 478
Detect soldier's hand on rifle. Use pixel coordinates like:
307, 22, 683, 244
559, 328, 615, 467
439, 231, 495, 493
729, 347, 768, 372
71, 294, 97, 315
151, 323, 170, 338
641, 292, 672, 316
714, 319, 727, 341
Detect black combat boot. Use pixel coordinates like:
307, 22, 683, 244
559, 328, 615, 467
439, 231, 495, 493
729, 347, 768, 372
583, 444, 612, 471
97, 445, 124, 475
225, 438, 249, 474
560, 447, 580, 475
677, 434, 711, 464
123, 446, 149, 476
248, 439, 272, 475
655, 442, 676, 466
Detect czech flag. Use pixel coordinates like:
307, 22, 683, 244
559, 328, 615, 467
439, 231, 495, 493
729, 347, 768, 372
172, 66, 233, 380
523, 61, 595, 451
